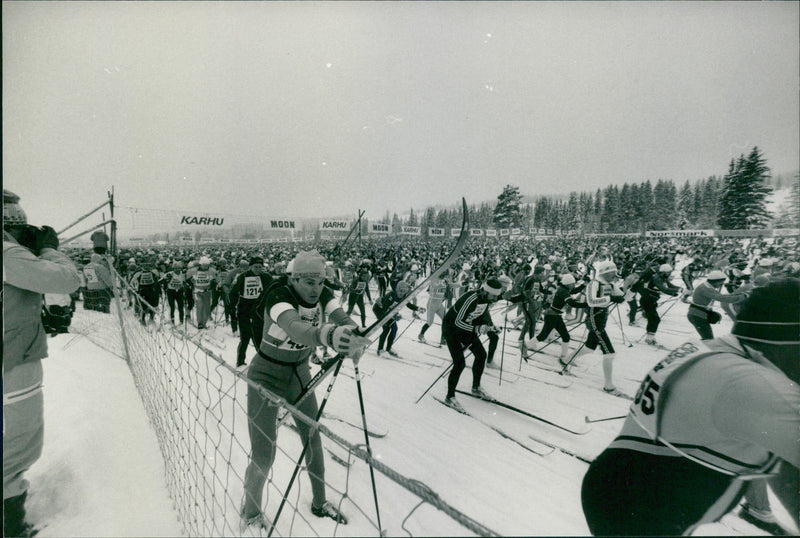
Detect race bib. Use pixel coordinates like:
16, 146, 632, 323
168, 274, 184, 290
243, 276, 264, 299
84, 266, 98, 284
139, 272, 155, 286
194, 272, 211, 287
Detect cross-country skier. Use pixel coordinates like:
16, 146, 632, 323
563, 261, 626, 396
581, 278, 800, 536
686, 270, 745, 340
505, 265, 547, 358
130, 260, 161, 326
186, 256, 217, 329
345, 262, 372, 329
240, 250, 370, 530
164, 261, 187, 324
533, 274, 583, 364
229, 256, 273, 368
373, 281, 424, 357
441, 278, 504, 413
225, 259, 250, 335
637, 263, 681, 346
418, 274, 449, 347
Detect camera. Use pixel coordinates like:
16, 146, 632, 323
6, 224, 58, 255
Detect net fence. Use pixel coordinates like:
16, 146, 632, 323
68, 261, 497, 537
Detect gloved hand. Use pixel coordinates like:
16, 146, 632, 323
37, 226, 59, 250
319, 324, 371, 358
417, 307, 426, 315
477, 325, 498, 335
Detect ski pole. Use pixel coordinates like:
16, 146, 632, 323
499, 306, 508, 386
269, 360, 344, 536
395, 315, 417, 342
613, 303, 633, 348
585, 414, 627, 424
523, 319, 583, 361
414, 362, 453, 404
634, 295, 681, 343
353, 363, 383, 533
559, 340, 585, 375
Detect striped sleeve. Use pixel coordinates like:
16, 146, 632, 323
454, 293, 478, 332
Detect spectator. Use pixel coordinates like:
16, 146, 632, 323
3, 190, 81, 537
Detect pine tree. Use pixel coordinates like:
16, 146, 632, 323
435, 209, 449, 228
638, 181, 654, 231
718, 148, 772, 229
407, 208, 418, 227
493, 185, 524, 228
739, 147, 773, 228
677, 180, 694, 229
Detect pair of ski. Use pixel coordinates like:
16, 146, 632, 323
432, 395, 555, 457
528, 357, 634, 401
435, 392, 594, 463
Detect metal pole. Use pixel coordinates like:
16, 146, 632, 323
56, 199, 110, 236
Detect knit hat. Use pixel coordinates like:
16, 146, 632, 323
753, 273, 771, 287
732, 278, 799, 344
396, 281, 411, 296
706, 270, 726, 282
249, 256, 264, 266
560, 274, 576, 286
482, 278, 503, 297
199, 256, 211, 265
290, 250, 326, 278
3, 190, 27, 226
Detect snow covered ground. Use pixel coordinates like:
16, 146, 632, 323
23, 265, 797, 537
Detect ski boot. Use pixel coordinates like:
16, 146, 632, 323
311, 501, 348, 524
471, 386, 495, 401
444, 396, 467, 414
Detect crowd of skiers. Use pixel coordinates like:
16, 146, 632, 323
55, 233, 798, 401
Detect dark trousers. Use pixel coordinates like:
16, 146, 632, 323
688, 313, 714, 340
139, 289, 160, 324
167, 289, 184, 323
237, 315, 264, 366
485, 330, 499, 363
627, 298, 638, 323
347, 294, 367, 326
444, 329, 487, 398
537, 313, 571, 343
377, 320, 397, 352
211, 287, 230, 322
639, 296, 660, 334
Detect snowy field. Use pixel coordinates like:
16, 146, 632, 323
24, 265, 797, 537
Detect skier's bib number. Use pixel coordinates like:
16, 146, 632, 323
139, 272, 155, 286
84, 266, 98, 284
243, 276, 263, 299
633, 341, 701, 419
194, 272, 211, 288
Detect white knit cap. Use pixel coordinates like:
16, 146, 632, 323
3, 190, 27, 226
290, 250, 326, 278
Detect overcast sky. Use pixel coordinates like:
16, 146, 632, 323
3, 1, 798, 230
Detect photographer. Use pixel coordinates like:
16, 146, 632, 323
3, 190, 80, 537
